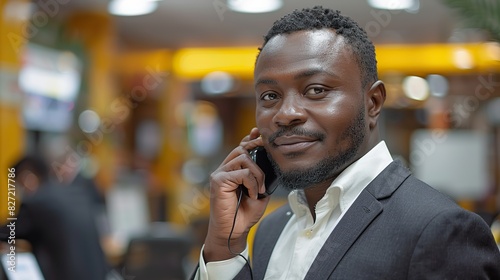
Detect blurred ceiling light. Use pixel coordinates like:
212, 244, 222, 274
182, 159, 207, 184
227, 0, 283, 13
426, 74, 449, 98
402, 76, 429, 101
201, 71, 234, 95
78, 110, 101, 133
367, 0, 418, 11
452, 48, 474, 69
108, 0, 159, 16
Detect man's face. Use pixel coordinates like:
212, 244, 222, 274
254, 29, 369, 190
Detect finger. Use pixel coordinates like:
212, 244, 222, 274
249, 127, 260, 139
214, 168, 261, 200
215, 154, 263, 200
240, 194, 271, 219
240, 127, 260, 142
239, 137, 264, 153
219, 136, 264, 166
244, 194, 270, 208
219, 146, 248, 166
223, 153, 265, 193
240, 128, 263, 146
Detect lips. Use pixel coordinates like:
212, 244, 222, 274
274, 135, 317, 146
268, 128, 324, 155
271, 136, 319, 155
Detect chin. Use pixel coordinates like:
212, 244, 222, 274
274, 145, 362, 191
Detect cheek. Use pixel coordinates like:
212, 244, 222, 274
255, 109, 274, 136
317, 105, 362, 144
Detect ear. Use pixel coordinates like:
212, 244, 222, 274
366, 80, 386, 130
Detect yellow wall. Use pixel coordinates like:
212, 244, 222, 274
0, 0, 28, 221
172, 43, 500, 80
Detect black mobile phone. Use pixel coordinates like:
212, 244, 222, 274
242, 146, 278, 199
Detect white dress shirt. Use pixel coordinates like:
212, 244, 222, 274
196, 141, 393, 280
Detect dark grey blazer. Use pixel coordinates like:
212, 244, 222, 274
235, 161, 500, 279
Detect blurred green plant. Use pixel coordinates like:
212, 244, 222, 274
442, 0, 500, 42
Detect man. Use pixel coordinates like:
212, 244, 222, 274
0, 155, 110, 280
193, 6, 500, 279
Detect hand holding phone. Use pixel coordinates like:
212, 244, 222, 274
203, 129, 270, 262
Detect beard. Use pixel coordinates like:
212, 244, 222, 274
270, 105, 366, 192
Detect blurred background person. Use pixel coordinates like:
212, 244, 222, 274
49, 149, 111, 239
0, 155, 111, 280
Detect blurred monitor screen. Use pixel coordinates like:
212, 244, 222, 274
1, 252, 44, 280
18, 44, 81, 132
106, 173, 150, 251
410, 130, 489, 200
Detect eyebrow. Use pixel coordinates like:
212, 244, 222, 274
255, 68, 339, 88
294, 68, 339, 80
255, 78, 278, 87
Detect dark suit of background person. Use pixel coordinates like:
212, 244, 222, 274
192, 6, 500, 280
0, 155, 110, 280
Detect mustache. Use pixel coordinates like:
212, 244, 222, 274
268, 127, 325, 146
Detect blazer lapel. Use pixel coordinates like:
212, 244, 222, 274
304, 161, 411, 280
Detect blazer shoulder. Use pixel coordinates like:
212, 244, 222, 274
402, 174, 461, 209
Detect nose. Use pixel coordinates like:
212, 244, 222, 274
272, 94, 306, 127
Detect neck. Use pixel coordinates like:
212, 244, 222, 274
304, 181, 332, 221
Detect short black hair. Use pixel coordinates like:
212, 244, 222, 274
258, 6, 378, 88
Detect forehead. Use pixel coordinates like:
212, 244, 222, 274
254, 29, 360, 81
255, 29, 357, 78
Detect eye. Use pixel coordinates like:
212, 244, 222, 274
304, 87, 328, 96
261, 92, 279, 101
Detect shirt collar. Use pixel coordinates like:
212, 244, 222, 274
288, 141, 393, 218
